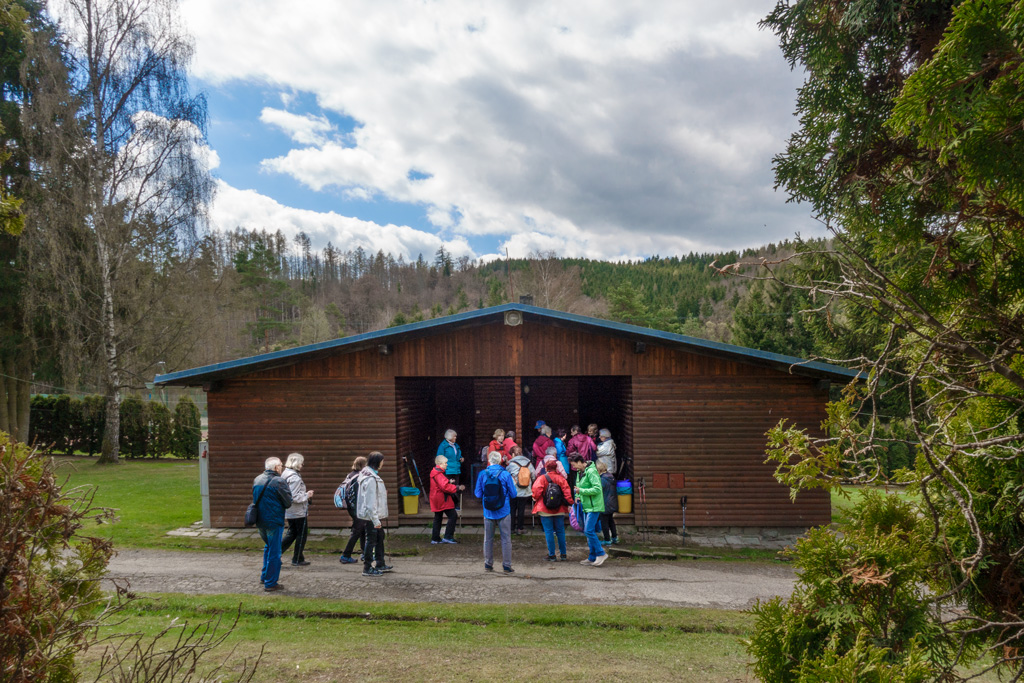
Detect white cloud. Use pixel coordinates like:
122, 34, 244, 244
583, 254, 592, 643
209, 180, 473, 261
183, 0, 818, 258
258, 107, 335, 146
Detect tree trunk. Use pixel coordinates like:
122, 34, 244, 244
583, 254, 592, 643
14, 352, 30, 444
1, 356, 12, 437
2, 351, 32, 443
97, 235, 121, 464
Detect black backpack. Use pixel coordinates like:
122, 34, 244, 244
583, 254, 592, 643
345, 477, 359, 512
482, 471, 506, 511
543, 474, 565, 509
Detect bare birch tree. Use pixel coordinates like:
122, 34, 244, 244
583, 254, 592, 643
48, 0, 213, 463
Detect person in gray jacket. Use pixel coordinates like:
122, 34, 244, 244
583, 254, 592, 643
252, 456, 293, 591
505, 447, 535, 535
356, 451, 392, 577
281, 452, 314, 566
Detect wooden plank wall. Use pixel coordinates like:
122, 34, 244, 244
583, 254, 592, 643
208, 319, 833, 528
523, 376, 579, 454
631, 375, 830, 527
207, 378, 397, 528
474, 378, 515, 455
395, 378, 434, 490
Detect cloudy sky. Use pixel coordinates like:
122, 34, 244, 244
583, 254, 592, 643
179, 0, 815, 263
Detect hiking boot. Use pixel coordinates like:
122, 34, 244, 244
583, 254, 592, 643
547, 555, 556, 562
503, 566, 515, 573
441, 538, 458, 544
362, 568, 383, 577
593, 553, 608, 566
559, 554, 567, 561
377, 564, 394, 573
580, 559, 594, 566
264, 584, 284, 592
430, 540, 441, 544
611, 537, 619, 545
339, 556, 358, 564
291, 560, 311, 566
484, 564, 493, 572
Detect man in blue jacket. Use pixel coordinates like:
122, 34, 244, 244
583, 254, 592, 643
474, 450, 518, 573
252, 456, 293, 591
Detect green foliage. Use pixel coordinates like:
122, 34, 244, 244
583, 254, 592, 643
147, 401, 172, 457
746, 493, 951, 681
118, 395, 148, 459
77, 395, 105, 456
607, 282, 678, 331
0, 430, 116, 681
171, 396, 201, 460
732, 280, 814, 357
754, 0, 1024, 676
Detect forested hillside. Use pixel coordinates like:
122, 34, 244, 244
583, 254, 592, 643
167, 229, 830, 380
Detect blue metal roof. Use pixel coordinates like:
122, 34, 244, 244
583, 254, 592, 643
154, 302, 861, 386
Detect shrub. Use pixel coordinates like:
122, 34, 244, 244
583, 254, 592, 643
172, 395, 201, 459
118, 395, 148, 458
51, 394, 74, 453
28, 394, 56, 450
0, 430, 117, 680
79, 395, 106, 456
745, 492, 956, 681
0, 430, 261, 681
147, 401, 173, 457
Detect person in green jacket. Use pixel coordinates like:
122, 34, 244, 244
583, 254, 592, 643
570, 454, 608, 566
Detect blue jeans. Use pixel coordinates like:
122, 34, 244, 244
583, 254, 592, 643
583, 511, 606, 562
540, 514, 566, 557
258, 524, 284, 587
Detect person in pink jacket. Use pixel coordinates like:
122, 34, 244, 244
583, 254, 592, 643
429, 455, 464, 544
531, 459, 573, 561
532, 423, 555, 467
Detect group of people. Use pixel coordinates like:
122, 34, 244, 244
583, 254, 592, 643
251, 451, 394, 590
249, 421, 622, 590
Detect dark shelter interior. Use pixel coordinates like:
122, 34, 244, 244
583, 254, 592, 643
395, 376, 631, 517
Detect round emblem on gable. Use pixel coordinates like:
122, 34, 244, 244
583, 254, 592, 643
504, 311, 523, 326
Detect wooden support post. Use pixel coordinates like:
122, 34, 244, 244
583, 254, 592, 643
514, 376, 522, 446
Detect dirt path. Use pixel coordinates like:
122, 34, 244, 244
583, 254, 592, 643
106, 547, 795, 610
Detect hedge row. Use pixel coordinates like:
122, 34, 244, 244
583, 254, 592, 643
29, 394, 202, 458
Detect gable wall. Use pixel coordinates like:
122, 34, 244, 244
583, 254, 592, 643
208, 319, 830, 528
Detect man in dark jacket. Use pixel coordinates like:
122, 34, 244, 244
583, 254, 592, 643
253, 456, 293, 591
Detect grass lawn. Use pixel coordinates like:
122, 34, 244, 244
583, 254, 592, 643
830, 484, 920, 525
81, 594, 757, 682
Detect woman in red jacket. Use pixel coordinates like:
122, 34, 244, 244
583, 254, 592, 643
429, 455, 464, 544
531, 459, 573, 561
488, 429, 508, 464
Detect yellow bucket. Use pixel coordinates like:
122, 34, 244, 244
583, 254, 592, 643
617, 494, 632, 514
402, 495, 419, 515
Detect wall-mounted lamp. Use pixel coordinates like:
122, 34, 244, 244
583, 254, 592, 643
634, 341, 647, 354
378, 344, 392, 356
522, 384, 530, 394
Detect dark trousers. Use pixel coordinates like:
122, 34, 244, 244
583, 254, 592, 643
363, 524, 386, 571
600, 513, 617, 541
432, 509, 457, 541
281, 516, 308, 563
343, 516, 367, 558
510, 497, 529, 532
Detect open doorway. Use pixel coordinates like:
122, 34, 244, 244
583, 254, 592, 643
395, 375, 632, 520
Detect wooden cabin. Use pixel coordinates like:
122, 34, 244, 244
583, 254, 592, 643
155, 303, 856, 530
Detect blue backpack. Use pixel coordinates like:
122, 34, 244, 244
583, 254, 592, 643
482, 470, 506, 511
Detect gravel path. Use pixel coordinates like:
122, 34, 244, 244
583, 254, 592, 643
106, 547, 795, 610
